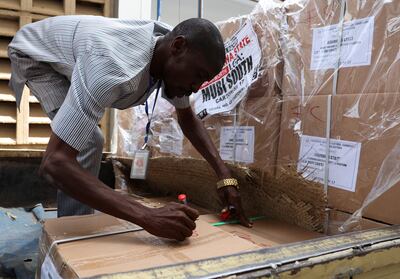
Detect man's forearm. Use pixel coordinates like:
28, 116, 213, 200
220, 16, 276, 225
177, 109, 252, 226
41, 154, 148, 226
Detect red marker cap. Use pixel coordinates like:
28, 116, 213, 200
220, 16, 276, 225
178, 194, 187, 204
220, 208, 230, 221
220, 206, 236, 221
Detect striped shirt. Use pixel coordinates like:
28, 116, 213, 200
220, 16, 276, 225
8, 16, 189, 151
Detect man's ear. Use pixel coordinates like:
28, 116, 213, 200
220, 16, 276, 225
170, 36, 187, 56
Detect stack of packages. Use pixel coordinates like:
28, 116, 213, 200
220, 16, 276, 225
181, 1, 284, 175
278, 0, 400, 230
117, 0, 400, 231
34, 1, 400, 277
116, 0, 284, 177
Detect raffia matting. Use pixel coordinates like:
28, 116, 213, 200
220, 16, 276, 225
112, 157, 327, 232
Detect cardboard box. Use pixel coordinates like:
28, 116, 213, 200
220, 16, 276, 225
200, 214, 322, 247
183, 96, 282, 174
37, 214, 259, 278
116, 96, 282, 175
216, 1, 283, 98
116, 96, 281, 174
37, 212, 325, 278
277, 93, 400, 224
281, 0, 400, 96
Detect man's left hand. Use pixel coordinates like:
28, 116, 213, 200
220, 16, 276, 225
217, 186, 253, 228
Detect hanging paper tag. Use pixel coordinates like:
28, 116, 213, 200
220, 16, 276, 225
130, 149, 150, 180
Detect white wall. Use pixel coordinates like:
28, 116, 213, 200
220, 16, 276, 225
204, 0, 256, 22
151, 0, 256, 25
118, 0, 256, 24
118, 0, 152, 19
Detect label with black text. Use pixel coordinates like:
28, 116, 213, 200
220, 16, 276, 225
298, 135, 361, 192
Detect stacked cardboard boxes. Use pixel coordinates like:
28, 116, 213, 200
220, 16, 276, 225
116, 0, 400, 227
40, 1, 400, 275
278, 93, 400, 224
281, 0, 400, 97
181, 96, 281, 175
117, 3, 284, 175
277, 0, 400, 224
186, 2, 284, 175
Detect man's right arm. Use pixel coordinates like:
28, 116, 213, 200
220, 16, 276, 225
40, 132, 198, 241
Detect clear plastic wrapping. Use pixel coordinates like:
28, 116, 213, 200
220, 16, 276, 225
116, 0, 400, 233
116, 0, 284, 175
281, 0, 400, 98
116, 93, 179, 158
278, 0, 400, 230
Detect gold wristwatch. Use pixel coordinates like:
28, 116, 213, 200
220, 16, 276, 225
216, 178, 239, 190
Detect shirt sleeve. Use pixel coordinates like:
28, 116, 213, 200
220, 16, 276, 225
51, 54, 128, 151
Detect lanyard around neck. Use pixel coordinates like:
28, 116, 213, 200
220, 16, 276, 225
144, 80, 161, 146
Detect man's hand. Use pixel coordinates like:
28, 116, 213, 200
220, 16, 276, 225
217, 186, 252, 228
176, 107, 252, 228
140, 202, 199, 241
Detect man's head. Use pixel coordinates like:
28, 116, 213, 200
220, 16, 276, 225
156, 18, 225, 99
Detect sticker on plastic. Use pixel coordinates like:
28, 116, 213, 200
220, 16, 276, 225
310, 16, 374, 70
192, 20, 262, 119
41, 254, 62, 279
298, 135, 361, 192
220, 126, 255, 163
159, 125, 183, 156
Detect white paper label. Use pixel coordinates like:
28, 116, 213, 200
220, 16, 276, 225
310, 16, 374, 70
130, 149, 150, 179
298, 135, 361, 192
192, 20, 262, 119
159, 125, 183, 156
220, 126, 255, 163
41, 254, 62, 279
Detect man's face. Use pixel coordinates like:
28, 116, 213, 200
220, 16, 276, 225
162, 36, 222, 99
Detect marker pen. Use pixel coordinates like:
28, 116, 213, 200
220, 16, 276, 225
178, 194, 187, 205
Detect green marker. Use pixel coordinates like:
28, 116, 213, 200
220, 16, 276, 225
212, 216, 266, 227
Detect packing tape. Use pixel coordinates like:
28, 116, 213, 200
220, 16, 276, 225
232, 106, 238, 164
324, 95, 333, 234
324, 0, 346, 234
323, 95, 332, 194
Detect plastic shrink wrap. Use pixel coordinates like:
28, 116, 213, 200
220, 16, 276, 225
116, 0, 400, 231
278, 0, 400, 230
